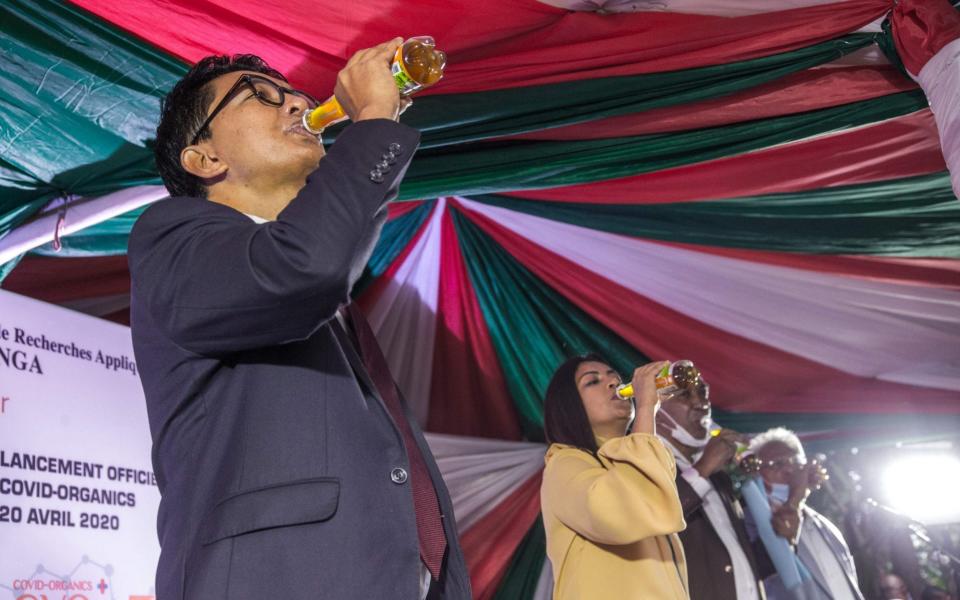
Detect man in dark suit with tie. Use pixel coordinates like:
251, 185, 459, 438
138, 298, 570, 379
128, 39, 470, 599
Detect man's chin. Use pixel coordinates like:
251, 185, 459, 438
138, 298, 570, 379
294, 146, 324, 171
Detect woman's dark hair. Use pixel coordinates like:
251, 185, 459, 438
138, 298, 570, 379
543, 353, 610, 454
155, 54, 286, 199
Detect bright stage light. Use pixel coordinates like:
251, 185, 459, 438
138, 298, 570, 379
882, 453, 960, 525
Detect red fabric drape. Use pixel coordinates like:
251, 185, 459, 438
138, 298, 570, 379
70, 0, 891, 95
386, 199, 425, 218
454, 201, 960, 415
459, 473, 543, 600
892, 0, 960, 75
428, 207, 523, 439
507, 109, 945, 204
2, 255, 130, 302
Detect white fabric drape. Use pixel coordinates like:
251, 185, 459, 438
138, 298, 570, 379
0, 185, 167, 264
424, 432, 546, 532
917, 38, 960, 201
533, 561, 555, 600
458, 199, 960, 392
368, 199, 446, 426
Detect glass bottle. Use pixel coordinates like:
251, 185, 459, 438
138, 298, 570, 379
616, 359, 701, 400
303, 36, 447, 134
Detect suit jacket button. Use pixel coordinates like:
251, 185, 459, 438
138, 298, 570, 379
369, 169, 385, 183
382, 152, 397, 165
388, 142, 402, 154
724, 565, 733, 573
391, 467, 408, 484
376, 159, 391, 171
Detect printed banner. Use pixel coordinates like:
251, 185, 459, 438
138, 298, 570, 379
0, 290, 159, 600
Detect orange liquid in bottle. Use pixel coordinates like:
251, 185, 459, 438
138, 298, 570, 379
615, 360, 700, 400
304, 36, 446, 134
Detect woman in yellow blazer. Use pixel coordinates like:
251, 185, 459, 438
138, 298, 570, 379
541, 354, 689, 600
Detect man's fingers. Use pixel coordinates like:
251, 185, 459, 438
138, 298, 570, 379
379, 37, 404, 56
366, 38, 403, 65
344, 38, 400, 69
344, 48, 368, 68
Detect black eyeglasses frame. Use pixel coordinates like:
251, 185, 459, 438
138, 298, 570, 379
189, 74, 319, 145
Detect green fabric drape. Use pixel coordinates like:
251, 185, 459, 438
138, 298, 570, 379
338, 35, 878, 149
471, 172, 960, 257
26, 89, 932, 261
398, 91, 928, 201
0, 253, 24, 282
452, 206, 649, 439
0, 0, 186, 239
492, 517, 547, 600
877, 16, 911, 78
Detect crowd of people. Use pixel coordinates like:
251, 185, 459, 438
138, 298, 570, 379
540, 354, 955, 600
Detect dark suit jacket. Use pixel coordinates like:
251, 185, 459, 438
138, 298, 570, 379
676, 469, 766, 600
128, 119, 470, 600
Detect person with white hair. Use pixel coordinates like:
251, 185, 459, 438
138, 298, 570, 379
748, 427, 865, 600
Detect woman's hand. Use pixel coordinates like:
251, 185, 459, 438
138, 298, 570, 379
629, 361, 669, 435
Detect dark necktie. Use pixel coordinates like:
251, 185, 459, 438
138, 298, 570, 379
342, 303, 447, 579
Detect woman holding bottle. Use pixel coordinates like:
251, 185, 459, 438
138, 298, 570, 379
541, 354, 689, 599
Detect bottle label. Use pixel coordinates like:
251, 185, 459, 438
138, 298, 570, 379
392, 46, 422, 96
654, 363, 672, 390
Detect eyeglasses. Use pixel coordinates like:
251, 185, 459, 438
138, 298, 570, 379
189, 74, 320, 145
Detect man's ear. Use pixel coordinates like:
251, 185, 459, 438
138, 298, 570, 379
181, 143, 228, 182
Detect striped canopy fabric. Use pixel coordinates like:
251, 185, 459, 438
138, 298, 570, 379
2, 1, 960, 597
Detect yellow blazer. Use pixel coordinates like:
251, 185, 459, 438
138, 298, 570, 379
541, 433, 689, 599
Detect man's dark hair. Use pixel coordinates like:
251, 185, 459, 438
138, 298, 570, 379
155, 54, 286, 198
543, 353, 610, 456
